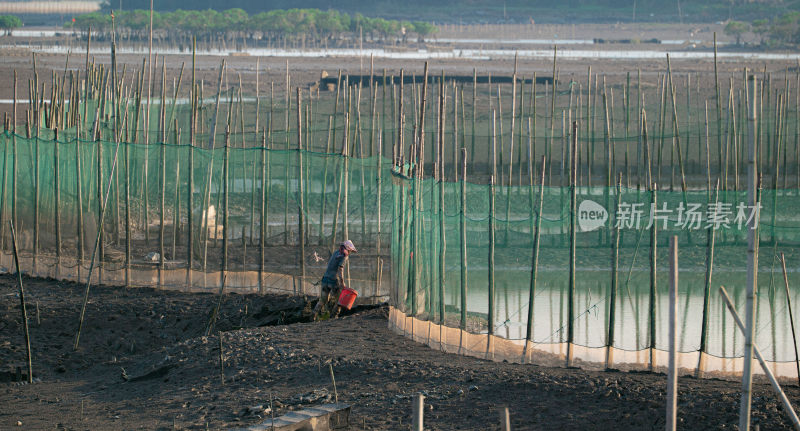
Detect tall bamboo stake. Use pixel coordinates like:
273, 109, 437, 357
488, 172, 495, 337
459, 148, 467, 330
10, 70, 16, 253
471, 69, 476, 166
666, 55, 687, 192
297, 88, 305, 290
171, 122, 181, 263
186, 38, 196, 287
284, 61, 290, 245
54, 128, 61, 269
697, 180, 719, 377
739, 73, 759, 431
779, 253, 800, 387
437, 75, 446, 323
10, 220, 32, 383
606, 174, 621, 369
649, 184, 658, 372
75, 119, 84, 277
259, 129, 267, 293
524, 155, 546, 360
667, 235, 678, 431
32, 99, 40, 271
376, 129, 383, 297
158, 105, 166, 286
567, 121, 577, 367
714, 33, 723, 178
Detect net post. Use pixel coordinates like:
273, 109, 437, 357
667, 235, 679, 431
53, 128, 61, 277
697, 180, 719, 378
297, 88, 306, 291
567, 120, 578, 367
606, 173, 621, 370
524, 155, 546, 363
259, 129, 266, 294
739, 72, 759, 431
460, 148, 467, 331
649, 183, 658, 372
437, 76, 446, 324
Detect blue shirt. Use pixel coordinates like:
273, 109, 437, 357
322, 250, 347, 285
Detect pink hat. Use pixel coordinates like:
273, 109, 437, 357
342, 240, 357, 252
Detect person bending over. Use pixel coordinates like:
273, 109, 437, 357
313, 240, 357, 319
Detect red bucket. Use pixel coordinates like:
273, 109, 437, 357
337, 287, 358, 310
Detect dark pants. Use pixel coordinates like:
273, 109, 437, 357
314, 282, 342, 317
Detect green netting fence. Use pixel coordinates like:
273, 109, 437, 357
0, 129, 394, 297
390, 164, 800, 369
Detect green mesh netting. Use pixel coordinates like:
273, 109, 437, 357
391, 167, 800, 363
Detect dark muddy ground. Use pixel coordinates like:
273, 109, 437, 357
1, 275, 799, 430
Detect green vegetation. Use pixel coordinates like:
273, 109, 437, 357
0, 14, 22, 36
721, 12, 800, 47
67, 8, 437, 44
102, 0, 800, 24
723, 20, 749, 45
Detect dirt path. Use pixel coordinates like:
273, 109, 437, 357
0, 275, 798, 430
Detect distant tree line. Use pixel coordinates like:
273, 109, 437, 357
724, 11, 800, 46
101, 0, 800, 24
69, 8, 437, 45
0, 14, 22, 36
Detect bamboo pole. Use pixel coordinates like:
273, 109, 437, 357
666, 235, 678, 431
124, 111, 131, 287
714, 34, 723, 178
567, 121, 577, 367
186, 38, 196, 288
719, 286, 800, 431
500, 407, 511, 431
606, 174, 621, 369
739, 74, 759, 431
666, 55, 687, 192
488, 170, 496, 337
284, 61, 290, 245
331, 112, 348, 251
471, 69, 476, 166
524, 155, 546, 361
0, 117, 7, 253
54, 128, 61, 270
412, 392, 424, 431
32, 97, 40, 271
10, 70, 16, 254
398, 70, 405, 166
460, 148, 467, 330
75, 118, 84, 277
259, 129, 267, 293
376, 129, 383, 298
779, 253, 800, 387
9, 220, 32, 383
437, 76, 446, 323
356, 83, 367, 244
697, 180, 719, 377
222, 125, 230, 287
171, 122, 181, 263
158, 103, 166, 286
297, 88, 305, 291
649, 184, 658, 372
